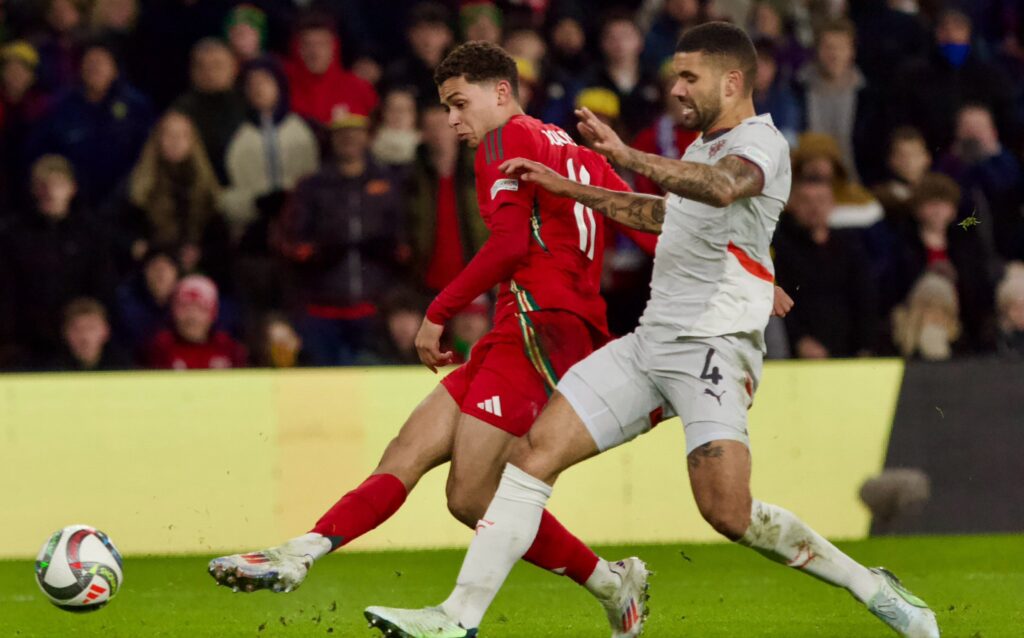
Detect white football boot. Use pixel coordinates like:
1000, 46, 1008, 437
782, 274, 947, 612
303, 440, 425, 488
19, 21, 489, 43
364, 606, 477, 638
207, 534, 331, 593
866, 567, 940, 638
598, 557, 651, 638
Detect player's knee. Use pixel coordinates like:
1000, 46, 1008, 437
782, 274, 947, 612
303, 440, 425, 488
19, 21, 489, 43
445, 488, 486, 528
700, 504, 751, 541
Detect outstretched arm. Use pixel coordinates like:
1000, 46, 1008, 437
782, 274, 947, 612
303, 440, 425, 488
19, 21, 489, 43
575, 107, 765, 207
500, 157, 667, 233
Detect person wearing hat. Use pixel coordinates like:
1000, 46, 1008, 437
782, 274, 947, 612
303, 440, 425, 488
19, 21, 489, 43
461, 1, 502, 44
275, 109, 408, 366
145, 275, 247, 369
0, 154, 116, 368
225, 3, 268, 64
1, 41, 51, 209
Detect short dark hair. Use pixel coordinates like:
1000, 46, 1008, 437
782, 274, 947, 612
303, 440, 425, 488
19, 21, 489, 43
675, 22, 758, 95
434, 41, 519, 98
816, 17, 856, 45
912, 173, 962, 209
889, 126, 926, 149
408, 2, 451, 30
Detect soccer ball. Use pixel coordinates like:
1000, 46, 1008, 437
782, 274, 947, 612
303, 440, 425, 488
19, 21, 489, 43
35, 525, 124, 612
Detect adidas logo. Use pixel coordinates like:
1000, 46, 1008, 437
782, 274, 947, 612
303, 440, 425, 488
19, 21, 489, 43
477, 395, 503, 417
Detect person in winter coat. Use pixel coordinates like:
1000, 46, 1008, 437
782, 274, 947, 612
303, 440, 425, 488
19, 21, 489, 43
146, 274, 247, 369
221, 57, 318, 238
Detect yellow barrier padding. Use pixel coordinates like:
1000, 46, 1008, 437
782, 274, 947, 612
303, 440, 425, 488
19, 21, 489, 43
0, 360, 903, 558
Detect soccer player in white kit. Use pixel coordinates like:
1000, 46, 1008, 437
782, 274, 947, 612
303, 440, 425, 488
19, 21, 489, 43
365, 23, 940, 638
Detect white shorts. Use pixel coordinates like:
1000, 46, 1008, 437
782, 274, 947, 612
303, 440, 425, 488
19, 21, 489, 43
557, 331, 762, 455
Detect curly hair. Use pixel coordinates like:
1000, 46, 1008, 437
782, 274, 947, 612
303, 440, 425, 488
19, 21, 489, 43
433, 41, 518, 99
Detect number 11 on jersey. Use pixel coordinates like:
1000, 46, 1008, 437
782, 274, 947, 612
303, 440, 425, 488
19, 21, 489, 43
566, 159, 596, 260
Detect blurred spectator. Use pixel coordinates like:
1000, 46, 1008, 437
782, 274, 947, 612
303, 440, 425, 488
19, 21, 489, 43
52, 297, 131, 371
538, 15, 589, 129
0, 155, 115, 367
172, 39, 247, 185
371, 88, 421, 168
641, 0, 706, 74
513, 56, 541, 116
125, 111, 231, 286
382, 3, 453, 109
891, 272, 962, 361
371, 287, 425, 365
631, 62, 700, 195
251, 311, 305, 367
503, 25, 546, 68
746, 1, 809, 80
889, 9, 1019, 157
130, 0, 231, 110
27, 40, 153, 207
795, 17, 882, 185
284, 12, 378, 126
87, 0, 140, 84
593, 10, 661, 139
753, 38, 802, 147
275, 113, 406, 366
146, 275, 247, 369
874, 126, 933, 227
890, 173, 996, 352
225, 3, 267, 64
114, 246, 179, 359
995, 262, 1024, 358
1, 41, 50, 209
547, 13, 589, 76
936, 104, 1024, 262
449, 294, 491, 363
848, 0, 929, 88
407, 104, 486, 294
773, 177, 877, 359
221, 57, 318, 239
33, 0, 84, 93
791, 132, 884, 229
460, 1, 502, 44
575, 87, 622, 137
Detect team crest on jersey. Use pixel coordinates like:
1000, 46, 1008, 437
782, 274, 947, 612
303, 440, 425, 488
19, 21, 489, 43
709, 139, 727, 159
490, 178, 519, 200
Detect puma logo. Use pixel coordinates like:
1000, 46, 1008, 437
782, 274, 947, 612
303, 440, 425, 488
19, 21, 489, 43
704, 388, 725, 405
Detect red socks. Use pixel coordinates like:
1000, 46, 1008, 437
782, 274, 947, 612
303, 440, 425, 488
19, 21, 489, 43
523, 510, 600, 585
311, 474, 408, 550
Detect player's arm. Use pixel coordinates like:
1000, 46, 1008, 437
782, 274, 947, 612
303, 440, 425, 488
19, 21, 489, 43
575, 107, 764, 207
416, 198, 531, 372
500, 157, 667, 234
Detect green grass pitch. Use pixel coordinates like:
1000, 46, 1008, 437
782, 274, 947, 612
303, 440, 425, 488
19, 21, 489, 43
3, 535, 1020, 637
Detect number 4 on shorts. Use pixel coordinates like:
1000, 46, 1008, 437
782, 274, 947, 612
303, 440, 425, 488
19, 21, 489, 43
700, 348, 723, 385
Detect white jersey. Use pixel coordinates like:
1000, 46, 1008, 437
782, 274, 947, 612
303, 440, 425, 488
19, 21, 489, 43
638, 113, 791, 351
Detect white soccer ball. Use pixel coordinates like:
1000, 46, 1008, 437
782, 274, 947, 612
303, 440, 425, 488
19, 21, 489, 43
35, 524, 124, 612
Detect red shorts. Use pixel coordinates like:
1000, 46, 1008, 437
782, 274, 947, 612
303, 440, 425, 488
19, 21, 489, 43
441, 310, 606, 437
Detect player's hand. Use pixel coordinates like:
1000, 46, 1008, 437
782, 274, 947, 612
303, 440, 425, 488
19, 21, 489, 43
575, 107, 628, 163
499, 157, 574, 196
415, 317, 453, 373
772, 285, 794, 317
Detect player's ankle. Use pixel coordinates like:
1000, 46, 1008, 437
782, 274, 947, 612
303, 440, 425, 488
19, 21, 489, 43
583, 559, 622, 599
288, 533, 332, 562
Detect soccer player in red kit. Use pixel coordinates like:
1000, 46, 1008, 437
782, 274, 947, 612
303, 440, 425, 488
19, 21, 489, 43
209, 42, 657, 637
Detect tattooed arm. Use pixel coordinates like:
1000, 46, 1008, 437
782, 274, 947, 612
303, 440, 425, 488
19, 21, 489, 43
575, 106, 765, 207
499, 157, 666, 233
617, 151, 764, 208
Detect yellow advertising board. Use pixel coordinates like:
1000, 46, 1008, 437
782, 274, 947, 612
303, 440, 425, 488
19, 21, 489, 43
0, 360, 902, 558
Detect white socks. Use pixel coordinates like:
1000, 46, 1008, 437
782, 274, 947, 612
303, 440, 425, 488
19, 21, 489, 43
441, 464, 551, 629
740, 500, 879, 603
583, 559, 622, 600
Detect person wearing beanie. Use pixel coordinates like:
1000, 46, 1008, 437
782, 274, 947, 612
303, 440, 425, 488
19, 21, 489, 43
461, 1, 502, 44
145, 275, 247, 369
1, 41, 51, 209
226, 4, 268, 63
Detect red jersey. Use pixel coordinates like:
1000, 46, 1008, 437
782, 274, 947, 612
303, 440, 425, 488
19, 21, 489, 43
426, 114, 655, 335
146, 330, 248, 370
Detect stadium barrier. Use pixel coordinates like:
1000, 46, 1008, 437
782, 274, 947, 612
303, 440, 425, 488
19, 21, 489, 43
1, 361, 904, 558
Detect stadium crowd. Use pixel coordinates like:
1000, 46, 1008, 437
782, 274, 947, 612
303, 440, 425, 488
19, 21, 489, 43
0, 0, 1023, 371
